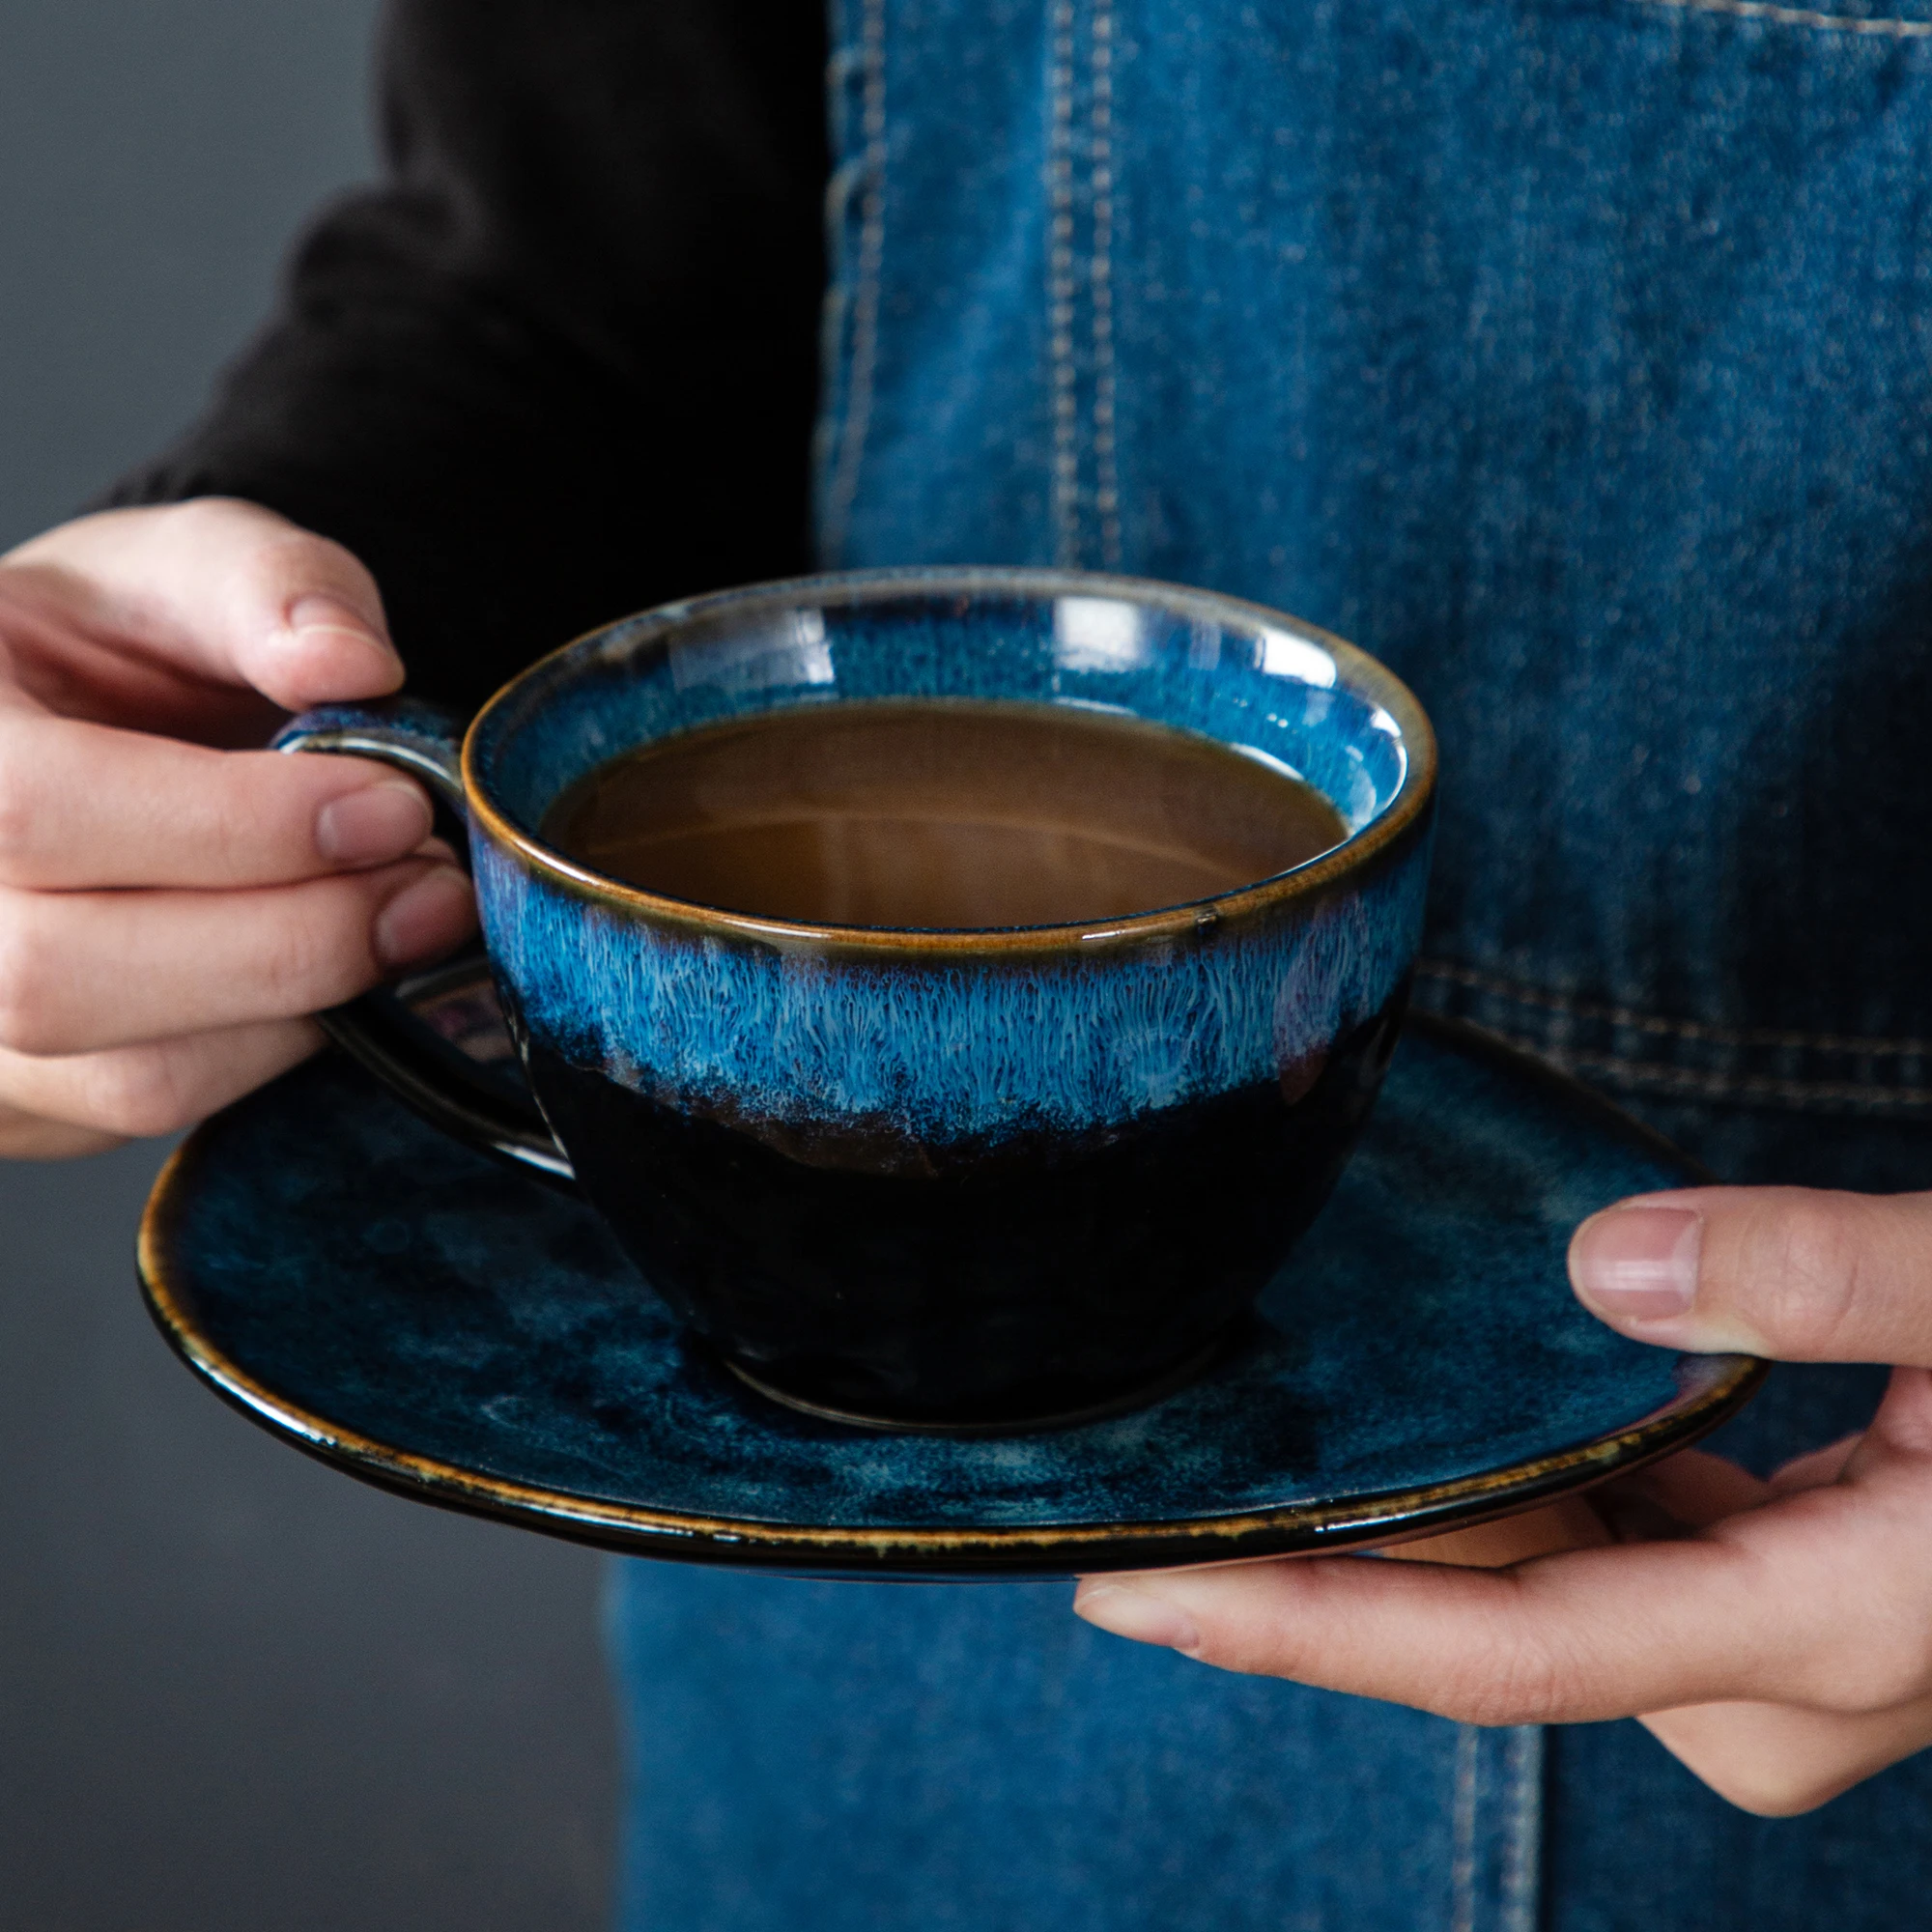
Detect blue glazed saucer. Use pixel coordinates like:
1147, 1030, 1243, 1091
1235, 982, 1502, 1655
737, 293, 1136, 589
137, 975, 1763, 1578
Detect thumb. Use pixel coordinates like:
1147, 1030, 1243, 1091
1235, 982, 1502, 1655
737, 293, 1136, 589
2, 498, 403, 712
1569, 1185, 1932, 1366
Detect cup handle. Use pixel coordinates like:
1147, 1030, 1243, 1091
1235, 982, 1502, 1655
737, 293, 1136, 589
272, 699, 575, 1180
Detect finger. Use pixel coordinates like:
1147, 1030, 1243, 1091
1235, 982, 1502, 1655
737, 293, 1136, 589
1071, 1375, 1932, 1724
1612, 1448, 1774, 1530
1381, 1495, 1612, 1568
0, 861, 476, 1055
1839, 1363, 1932, 1473
1770, 1434, 1864, 1496
1386, 1457, 1775, 1571
1569, 1184, 1932, 1367
1072, 1440, 1932, 1727
1, 499, 403, 715
0, 1109, 128, 1159
1641, 1691, 1932, 1818
0, 1016, 323, 1152
1074, 1545, 1760, 1723
0, 713, 434, 889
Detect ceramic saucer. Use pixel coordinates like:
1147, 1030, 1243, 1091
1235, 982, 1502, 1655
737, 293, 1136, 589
138, 970, 1763, 1578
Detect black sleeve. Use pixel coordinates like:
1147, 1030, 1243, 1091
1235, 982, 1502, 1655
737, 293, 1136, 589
106, 0, 830, 712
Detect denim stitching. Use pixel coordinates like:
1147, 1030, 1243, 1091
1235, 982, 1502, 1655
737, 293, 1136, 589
1048, 0, 1082, 564
1449, 1724, 1480, 1932
1430, 1014, 1932, 1105
1416, 958, 1932, 1058
821, 0, 889, 562
1500, 1727, 1544, 1932
1629, 0, 1932, 38
1524, 1047, 1932, 1107
1092, 4, 1122, 568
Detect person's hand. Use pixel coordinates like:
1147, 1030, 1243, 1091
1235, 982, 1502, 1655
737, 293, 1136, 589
1073, 1184, 1932, 1815
0, 498, 476, 1158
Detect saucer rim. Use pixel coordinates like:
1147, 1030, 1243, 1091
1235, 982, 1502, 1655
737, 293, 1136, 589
136, 1012, 1768, 1577
132, 1267, 1768, 1576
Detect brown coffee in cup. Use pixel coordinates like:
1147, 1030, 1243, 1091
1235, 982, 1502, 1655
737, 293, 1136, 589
540, 698, 1348, 929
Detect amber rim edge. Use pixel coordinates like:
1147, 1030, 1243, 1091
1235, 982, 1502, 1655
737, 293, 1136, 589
457, 567, 1440, 955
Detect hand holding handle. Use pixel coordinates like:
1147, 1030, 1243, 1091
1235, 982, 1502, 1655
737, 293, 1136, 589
273, 700, 573, 1179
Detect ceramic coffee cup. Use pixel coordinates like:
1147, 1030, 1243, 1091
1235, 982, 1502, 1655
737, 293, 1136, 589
276, 569, 1435, 1431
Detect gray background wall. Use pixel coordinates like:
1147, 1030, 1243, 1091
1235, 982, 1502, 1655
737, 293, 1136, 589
0, 7, 617, 1926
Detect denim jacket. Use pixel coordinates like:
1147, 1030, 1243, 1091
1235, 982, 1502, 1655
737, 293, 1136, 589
610, 3, 1932, 1923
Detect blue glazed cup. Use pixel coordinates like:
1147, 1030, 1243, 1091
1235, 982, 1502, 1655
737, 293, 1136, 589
277, 569, 1435, 1431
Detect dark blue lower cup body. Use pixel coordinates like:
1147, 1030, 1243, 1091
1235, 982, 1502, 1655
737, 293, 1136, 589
280, 570, 1436, 1431
525, 992, 1408, 1427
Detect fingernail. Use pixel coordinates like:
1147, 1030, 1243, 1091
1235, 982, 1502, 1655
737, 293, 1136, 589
316, 781, 434, 866
1072, 1583, 1201, 1653
286, 593, 398, 666
1571, 1206, 1702, 1321
373, 865, 475, 970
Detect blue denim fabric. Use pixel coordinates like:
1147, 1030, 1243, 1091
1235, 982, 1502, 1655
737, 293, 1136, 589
610, 1, 1932, 1923
610, 1570, 1543, 1932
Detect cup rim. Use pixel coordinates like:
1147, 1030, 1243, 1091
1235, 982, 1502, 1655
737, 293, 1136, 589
462, 566, 1437, 954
